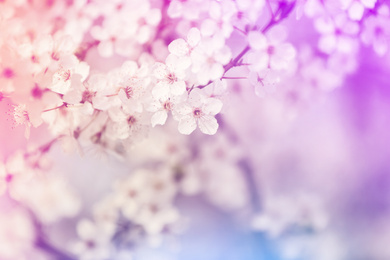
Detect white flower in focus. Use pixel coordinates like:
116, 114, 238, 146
63, 74, 119, 112
51, 55, 90, 95
148, 94, 185, 127
175, 88, 223, 135
152, 54, 190, 99
117, 77, 146, 113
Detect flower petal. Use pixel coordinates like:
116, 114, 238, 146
178, 115, 197, 135
203, 98, 223, 115
170, 81, 186, 96
152, 82, 170, 99
198, 115, 218, 135
168, 39, 189, 57
151, 110, 168, 127
187, 28, 201, 47
248, 31, 267, 50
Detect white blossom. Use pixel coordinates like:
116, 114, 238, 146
175, 88, 223, 135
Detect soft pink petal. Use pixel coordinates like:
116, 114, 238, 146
178, 115, 197, 135
203, 98, 223, 115
168, 39, 189, 57
152, 82, 170, 99
248, 31, 267, 50
170, 81, 186, 96
198, 115, 218, 135
153, 63, 168, 80
97, 40, 114, 57
151, 110, 168, 127
187, 28, 201, 47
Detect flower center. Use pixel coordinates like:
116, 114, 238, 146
163, 101, 172, 111
2, 68, 14, 79
57, 68, 71, 82
81, 90, 96, 103
267, 46, 275, 55
85, 240, 96, 249
167, 73, 177, 84
91, 131, 103, 144
128, 116, 137, 126
124, 86, 134, 99
193, 108, 202, 118
31, 84, 43, 99
375, 26, 384, 37
5, 174, 13, 183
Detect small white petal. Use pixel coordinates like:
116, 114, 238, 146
209, 63, 224, 80
166, 54, 190, 71
203, 98, 223, 115
178, 115, 197, 135
248, 31, 267, 50
174, 103, 193, 116
168, 39, 189, 56
152, 82, 170, 100
151, 110, 168, 127
187, 28, 201, 47
167, 0, 183, 18
170, 81, 186, 96
198, 115, 218, 135
76, 62, 90, 81
146, 9, 162, 26
121, 61, 138, 76
63, 89, 82, 104
153, 63, 168, 80
348, 1, 365, 20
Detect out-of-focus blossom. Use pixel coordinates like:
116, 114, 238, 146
361, 5, 390, 56
314, 14, 360, 54
0, 209, 35, 260
340, 0, 377, 20
246, 27, 296, 72
73, 219, 112, 260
